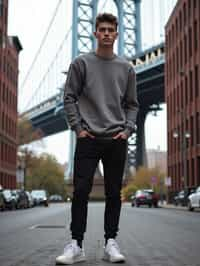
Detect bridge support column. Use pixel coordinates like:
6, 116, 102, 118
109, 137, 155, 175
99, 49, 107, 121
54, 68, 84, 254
66, 0, 141, 179
135, 108, 149, 169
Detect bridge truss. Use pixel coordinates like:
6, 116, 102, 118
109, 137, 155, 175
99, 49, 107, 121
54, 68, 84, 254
66, 0, 142, 177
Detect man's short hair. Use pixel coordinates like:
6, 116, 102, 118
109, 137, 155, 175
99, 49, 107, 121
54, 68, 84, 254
95, 13, 118, 31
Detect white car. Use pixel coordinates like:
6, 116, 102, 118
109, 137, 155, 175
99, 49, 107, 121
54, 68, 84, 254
188, 186, 200, 211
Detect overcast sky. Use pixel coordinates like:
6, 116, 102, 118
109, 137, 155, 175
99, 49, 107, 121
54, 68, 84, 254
7, 0, 177, 164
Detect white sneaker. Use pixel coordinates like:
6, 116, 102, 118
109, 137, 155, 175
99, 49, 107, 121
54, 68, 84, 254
103, 239, 126, 263
56, 240, 86, 265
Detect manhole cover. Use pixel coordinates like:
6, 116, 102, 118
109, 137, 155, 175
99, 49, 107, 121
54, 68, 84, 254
30, 225, 65, 229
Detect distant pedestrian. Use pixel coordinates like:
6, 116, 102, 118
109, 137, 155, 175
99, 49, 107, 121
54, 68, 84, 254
56, 12, 138, 265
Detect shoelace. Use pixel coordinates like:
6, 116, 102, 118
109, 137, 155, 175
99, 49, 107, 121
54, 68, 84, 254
64, 243, 76, 253
109, 241, 120, 253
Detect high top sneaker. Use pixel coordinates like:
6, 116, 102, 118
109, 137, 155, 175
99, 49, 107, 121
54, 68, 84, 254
56, 240, 86, 265
103, 238, 126, 263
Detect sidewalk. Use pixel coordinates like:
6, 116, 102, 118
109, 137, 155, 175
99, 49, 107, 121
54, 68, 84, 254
159, 201, 188, 211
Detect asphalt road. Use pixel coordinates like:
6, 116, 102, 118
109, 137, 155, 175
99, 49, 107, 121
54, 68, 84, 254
0, 202, 200, 266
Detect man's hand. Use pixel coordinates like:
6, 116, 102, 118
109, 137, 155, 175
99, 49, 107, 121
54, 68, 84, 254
78, 130, 95, 139
113, 132, 128, 139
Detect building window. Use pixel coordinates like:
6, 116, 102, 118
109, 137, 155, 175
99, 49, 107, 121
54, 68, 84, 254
194, 20, 198, 52
183, 2, 186, 25
177, 86, 180, 111
191, 116, 194, 147
0, 0, 3, 17
184, 35, 187, 64
175, 18, 178, 36
181, 81, 183, 109
197, 157, 200, 185
189, 70, 193, 102
179, 10, 182, 31
185, 76, 188, 105
188, 0, 191, 18
180, 40, 183, 69
195, 65, 199, 97
2, 112, 4, 131
0, 29, 2, 47
176, 46, 179, 73
189, 27, 192, 57
191, 158, 195, 186
196, 112, 200, 144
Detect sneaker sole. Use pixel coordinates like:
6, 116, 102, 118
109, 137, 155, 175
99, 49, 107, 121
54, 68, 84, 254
103, 254, 125, 263
56, 256, 86, 265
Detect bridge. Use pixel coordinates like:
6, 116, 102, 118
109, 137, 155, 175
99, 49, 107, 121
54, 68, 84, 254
19, 0, 177, 177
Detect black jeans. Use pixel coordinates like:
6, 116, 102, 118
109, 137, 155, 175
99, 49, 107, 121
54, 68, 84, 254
70, 137, 127, 242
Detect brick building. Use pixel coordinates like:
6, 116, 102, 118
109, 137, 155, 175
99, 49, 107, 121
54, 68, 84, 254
165, 0, 200, 195
0, 0, 22, 188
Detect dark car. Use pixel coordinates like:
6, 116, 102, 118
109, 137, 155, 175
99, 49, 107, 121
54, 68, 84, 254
2, 189, 16, 210
49, 194, 63, 202
31, 190, 49, 207
11, 190, 29, 209
173, 187, 196, 206
0, 186, 5, 211
143, 189, 159, 207
131, 189, 159, 208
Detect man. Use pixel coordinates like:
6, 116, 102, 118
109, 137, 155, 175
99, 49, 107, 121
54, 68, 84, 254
56, 13, 138, 265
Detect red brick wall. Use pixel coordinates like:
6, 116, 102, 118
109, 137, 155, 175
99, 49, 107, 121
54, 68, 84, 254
165, 0, 200, 194
0, 0, 19, 189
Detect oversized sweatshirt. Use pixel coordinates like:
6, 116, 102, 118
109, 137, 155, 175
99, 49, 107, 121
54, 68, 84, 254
63, 52, 139, 138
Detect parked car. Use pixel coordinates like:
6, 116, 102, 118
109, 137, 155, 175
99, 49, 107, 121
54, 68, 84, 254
173, 187, 196, 206
0, 185, 5, 211
11, 190, 29, 209
49, 194, 63, 202
31, 190, 49, 207
188, 186, 200, 211
143, 189, 159, 207
25, 191, 34, 208
131, 189, 159, 208
2, 189, 16, 210
130, 194, 135, 207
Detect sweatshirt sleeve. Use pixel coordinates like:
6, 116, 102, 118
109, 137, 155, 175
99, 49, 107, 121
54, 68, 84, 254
123, 67, 139, 137
63, 59, 84, 135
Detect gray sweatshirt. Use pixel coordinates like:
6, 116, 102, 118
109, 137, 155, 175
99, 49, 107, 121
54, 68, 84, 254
64, 52, 138, 137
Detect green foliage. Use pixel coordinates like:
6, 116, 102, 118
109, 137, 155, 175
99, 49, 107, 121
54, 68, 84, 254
17, 117, 68, 198
17, 116, 43, 145
121, 183, 137, 201
25, 153, 67, 198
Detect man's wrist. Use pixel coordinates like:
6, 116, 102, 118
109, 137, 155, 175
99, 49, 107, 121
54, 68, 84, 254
123, 128, 131, 138
72, 124, 83, 136
123, 124, 137, 137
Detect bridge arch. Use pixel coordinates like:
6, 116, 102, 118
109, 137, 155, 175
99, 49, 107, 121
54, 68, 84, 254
72, 0, 141, 59
67, 0, 142, 177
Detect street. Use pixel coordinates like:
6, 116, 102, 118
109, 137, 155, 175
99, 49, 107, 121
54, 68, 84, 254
0, 203, 200, 266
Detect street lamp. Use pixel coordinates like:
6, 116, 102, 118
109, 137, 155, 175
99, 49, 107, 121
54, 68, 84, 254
173, 128, 190, 189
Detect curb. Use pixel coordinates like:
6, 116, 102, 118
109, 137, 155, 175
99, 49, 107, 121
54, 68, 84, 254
159, 204, 188, 211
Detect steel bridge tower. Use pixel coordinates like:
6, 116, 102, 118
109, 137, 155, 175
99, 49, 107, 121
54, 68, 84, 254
67, 0, 142, 177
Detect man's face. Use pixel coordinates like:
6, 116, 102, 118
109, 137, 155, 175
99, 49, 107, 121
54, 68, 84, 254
94, 22, 118, 48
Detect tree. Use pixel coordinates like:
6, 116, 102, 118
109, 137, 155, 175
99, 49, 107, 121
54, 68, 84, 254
26, 153, 68, 198
121, 183, 137, 201
17, 117, 68, 198
17, 116, 43, 145
121, 166, 167, 201
17, 116, 44, 189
